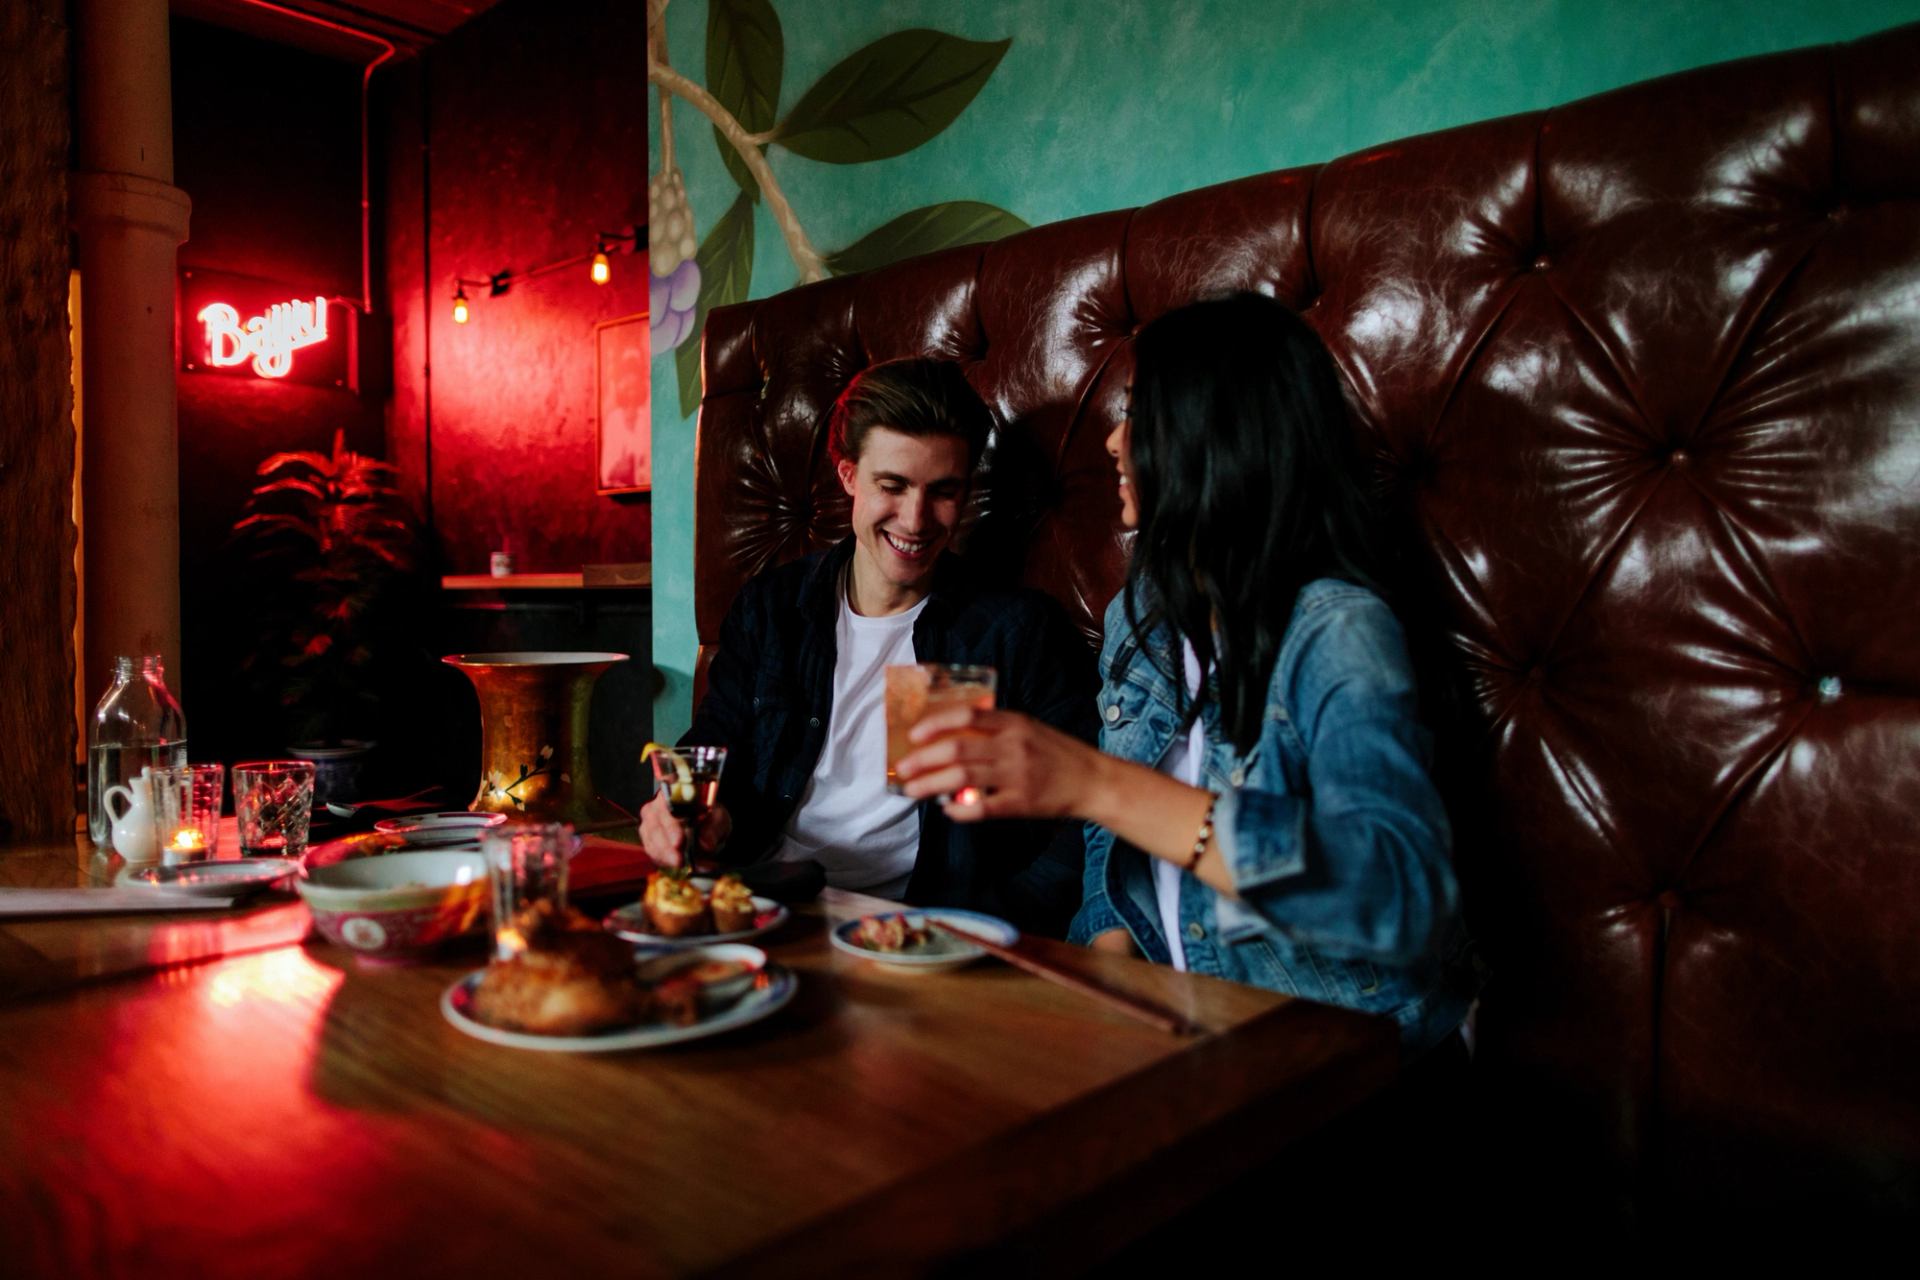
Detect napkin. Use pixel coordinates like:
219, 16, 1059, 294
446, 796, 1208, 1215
0, 887, 245, 918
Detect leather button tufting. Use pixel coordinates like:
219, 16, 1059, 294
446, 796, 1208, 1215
1671, 449, 1691, 467
1655, 890, 1683, 911
1817, 675, 1843, 702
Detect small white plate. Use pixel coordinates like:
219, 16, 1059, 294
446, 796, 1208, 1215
118, 858, 301, 898
603, 878, 791, 950
373, 812, 508, 835
440, 945, 797, 1052
829, 908, 1017, 974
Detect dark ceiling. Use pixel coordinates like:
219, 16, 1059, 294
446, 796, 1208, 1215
171, 0, 507, 61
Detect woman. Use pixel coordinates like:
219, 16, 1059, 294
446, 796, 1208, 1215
895, 292, 1476, 1054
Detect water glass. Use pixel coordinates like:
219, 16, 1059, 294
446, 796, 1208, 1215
233, 760, 317, 857
483, 822, 579, 960
150, 763, 225, 863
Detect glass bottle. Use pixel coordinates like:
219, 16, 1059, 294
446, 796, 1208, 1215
87, 654, 188, 848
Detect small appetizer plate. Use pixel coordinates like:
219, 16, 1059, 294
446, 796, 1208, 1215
118, 858, 301, 898
440, 945, 796, 1053
602, 879, 791, 950
829, 908, 1017, 974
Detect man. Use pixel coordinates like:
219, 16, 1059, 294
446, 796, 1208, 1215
639, 358, 1097, 936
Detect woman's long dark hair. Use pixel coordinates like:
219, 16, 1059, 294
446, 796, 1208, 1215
1123, 292, 1391, 753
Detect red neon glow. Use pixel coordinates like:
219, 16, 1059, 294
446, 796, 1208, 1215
197, 296, 329, 378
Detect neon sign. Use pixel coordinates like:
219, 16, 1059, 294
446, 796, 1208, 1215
196, 296, 329, 379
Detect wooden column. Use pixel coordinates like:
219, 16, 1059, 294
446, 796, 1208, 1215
70, 0, 191, 711
0, 2, 76, 841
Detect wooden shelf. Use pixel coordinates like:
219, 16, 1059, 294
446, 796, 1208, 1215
442, 573, 584, 591
440, 564, 650, 592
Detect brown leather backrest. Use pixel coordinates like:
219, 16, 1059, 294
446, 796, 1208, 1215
696, 26, 1920, 1208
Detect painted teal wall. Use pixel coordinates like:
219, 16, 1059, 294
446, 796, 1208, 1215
647, 0, 1920, 739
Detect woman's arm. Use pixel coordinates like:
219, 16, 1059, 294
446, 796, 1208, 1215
897, 593, 1458, 966
895, 710, 1244, 899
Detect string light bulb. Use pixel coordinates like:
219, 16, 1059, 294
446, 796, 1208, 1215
590, 244, 611, 285
451, 286, 470, 324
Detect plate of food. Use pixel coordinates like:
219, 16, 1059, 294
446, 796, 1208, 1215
442, 935, 797, 1052
829, 908, 1017, 974
602, 872, 790, 949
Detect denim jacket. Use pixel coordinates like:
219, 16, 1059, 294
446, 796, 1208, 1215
1069, 580, 1477, 1053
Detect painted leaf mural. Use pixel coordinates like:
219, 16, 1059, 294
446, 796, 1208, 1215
824, 201, 1030, 276
773, 30, 1013, 164
651, 2, 1026, 415
707, 0, 782, 202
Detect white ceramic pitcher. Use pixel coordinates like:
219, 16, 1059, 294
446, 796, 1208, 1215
104, 768, 159, 864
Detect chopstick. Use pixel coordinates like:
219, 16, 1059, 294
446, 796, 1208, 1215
931, 920, 1197, 1036
575, 818, 639, 835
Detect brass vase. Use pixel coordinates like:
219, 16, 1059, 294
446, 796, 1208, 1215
443, 651, 628, 827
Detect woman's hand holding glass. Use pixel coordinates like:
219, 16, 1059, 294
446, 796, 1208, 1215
898, 701, 1234, 899
894, 704, 1104, 821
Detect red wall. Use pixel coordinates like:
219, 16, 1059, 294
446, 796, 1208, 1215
172, 17, 384, 758
382, 0, 651, 574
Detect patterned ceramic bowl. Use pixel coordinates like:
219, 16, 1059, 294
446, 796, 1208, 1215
296, 850, 488, 960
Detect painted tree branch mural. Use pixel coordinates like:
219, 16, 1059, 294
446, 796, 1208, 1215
648, 0, 1030, 416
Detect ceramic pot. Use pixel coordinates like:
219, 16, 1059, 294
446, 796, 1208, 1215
442, 652, 628, 827
289, 741, 375, 807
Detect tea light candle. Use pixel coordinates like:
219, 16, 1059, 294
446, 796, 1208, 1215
170, 827, 208, 856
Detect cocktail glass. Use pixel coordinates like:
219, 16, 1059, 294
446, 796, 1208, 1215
648, 745, 728, 857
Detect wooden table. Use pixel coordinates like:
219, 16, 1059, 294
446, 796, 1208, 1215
0, 834, 1398, 1277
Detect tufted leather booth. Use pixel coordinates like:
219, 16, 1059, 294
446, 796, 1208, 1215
696, 26, 1920, 1222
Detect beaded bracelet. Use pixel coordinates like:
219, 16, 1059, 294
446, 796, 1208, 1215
1184, 794, 1218, 872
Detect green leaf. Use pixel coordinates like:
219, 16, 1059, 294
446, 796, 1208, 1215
825, 201, 1029, 276
675, 192, 757, 418
708, 0, 783, 202
774, 30, 1010, 164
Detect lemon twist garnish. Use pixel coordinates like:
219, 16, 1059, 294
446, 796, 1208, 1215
643, 741, 695, 798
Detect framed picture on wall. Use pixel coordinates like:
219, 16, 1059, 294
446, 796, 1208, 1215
595, 310, 651, 495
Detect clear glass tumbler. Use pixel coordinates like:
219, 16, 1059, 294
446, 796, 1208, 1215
232, 760, 317, 857
150, 763, 225, 863
482, 822, 580, 960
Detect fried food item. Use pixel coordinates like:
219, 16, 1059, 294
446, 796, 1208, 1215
709, 874, 757, 934
652, 957, 758, 1026
512, 899, 600, 945
852, 913, 932, 952
644, 871, 712, 937
471, 930, 649, 1035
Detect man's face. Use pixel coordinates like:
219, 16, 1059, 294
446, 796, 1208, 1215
836, 426, 971, 603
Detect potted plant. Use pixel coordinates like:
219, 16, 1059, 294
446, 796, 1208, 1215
229, 428, 424, 803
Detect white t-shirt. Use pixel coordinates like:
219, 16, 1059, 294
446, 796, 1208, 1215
1154, 639, 1207, 972
771, 578, 928, 898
